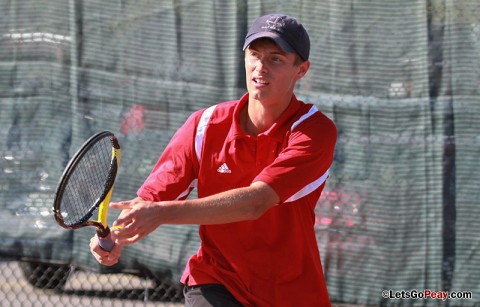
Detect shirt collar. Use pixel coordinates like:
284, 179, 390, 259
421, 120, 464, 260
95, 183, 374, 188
228, 93, 301, 142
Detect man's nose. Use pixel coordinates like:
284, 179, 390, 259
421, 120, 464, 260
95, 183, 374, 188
255, 58, 268, 73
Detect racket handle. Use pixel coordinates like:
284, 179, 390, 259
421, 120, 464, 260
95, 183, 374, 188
97, 228, 115, 252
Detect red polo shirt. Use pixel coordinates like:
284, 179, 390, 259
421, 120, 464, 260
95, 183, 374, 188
138, 93, 337, 306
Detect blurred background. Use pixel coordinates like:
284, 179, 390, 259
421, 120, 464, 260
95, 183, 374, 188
0, 0, 479, 306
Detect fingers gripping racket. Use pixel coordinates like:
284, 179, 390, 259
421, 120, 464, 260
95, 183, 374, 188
53, 131, 121, 251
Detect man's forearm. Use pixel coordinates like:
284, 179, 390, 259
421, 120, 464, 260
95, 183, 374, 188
161, 181, 280, 225
110, 181, 280, 245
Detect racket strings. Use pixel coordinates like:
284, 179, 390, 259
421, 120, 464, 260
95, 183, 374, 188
60, 137, 115, 226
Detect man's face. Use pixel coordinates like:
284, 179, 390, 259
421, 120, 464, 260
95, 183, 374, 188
244, 38, 309, 104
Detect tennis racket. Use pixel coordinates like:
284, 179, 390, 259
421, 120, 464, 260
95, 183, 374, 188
53, 131, 121, 251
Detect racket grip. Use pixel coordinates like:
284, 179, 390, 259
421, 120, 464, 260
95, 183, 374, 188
97, 228, 115, 252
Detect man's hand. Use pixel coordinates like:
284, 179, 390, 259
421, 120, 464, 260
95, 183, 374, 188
110, 197, 163, 245
89, 229, 123, 266
90, 181, 279, 261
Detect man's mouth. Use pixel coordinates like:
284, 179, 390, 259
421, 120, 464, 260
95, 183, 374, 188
253, 78, 269, 85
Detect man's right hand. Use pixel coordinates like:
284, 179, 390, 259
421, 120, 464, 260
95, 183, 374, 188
89, 229, 123, 266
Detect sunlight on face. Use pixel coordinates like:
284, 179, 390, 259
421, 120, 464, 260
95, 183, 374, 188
245, 38, 309, 105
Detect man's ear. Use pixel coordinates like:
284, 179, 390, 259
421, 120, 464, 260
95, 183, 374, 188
296, 60, 310, 80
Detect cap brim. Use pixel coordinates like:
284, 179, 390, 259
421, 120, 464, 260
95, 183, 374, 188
243, 32, 295, 53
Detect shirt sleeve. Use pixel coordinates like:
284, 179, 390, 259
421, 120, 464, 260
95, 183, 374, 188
137, 111, 201, 202
254, 112, 337, 203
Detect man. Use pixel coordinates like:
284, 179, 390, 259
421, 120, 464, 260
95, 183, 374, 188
90, 14, 337, 306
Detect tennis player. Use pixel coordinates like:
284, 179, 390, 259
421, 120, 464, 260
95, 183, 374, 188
90, 14, 337, 306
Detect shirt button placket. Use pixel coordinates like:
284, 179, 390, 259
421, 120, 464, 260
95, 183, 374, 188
255, 137, 263, 171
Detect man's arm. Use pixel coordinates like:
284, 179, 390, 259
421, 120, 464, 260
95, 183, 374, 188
110, 181, 279, 245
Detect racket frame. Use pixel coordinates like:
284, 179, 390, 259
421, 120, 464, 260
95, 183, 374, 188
53, 131, 121, 239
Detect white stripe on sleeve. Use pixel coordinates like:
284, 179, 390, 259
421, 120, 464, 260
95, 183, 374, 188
290, 105, 318, 131
195, 105, 216, 162
284, 169, 329, 203
176, 179, 198, 200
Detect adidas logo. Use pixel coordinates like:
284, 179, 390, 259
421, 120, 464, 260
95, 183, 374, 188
217, 163, 232, 174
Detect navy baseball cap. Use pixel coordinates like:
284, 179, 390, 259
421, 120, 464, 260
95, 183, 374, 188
243, 14, 310, 61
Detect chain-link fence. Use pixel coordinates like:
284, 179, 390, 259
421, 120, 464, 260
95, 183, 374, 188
0, 258, 183, 306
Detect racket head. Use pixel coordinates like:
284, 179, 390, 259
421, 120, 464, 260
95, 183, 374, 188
53, 131, 120, 232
